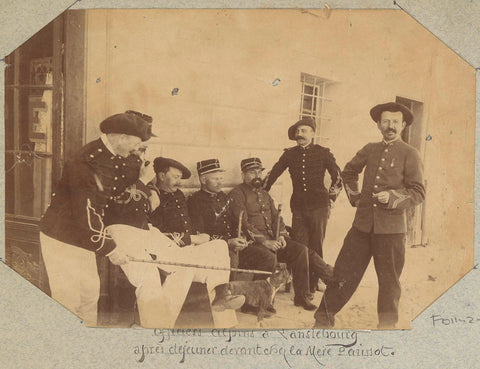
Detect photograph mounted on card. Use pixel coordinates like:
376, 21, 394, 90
4, 8, 475, 330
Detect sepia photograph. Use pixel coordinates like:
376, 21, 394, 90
4, 8, 475, 330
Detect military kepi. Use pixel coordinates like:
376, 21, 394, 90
100, 110, 156, 141
241, 157, 265, 172
153, 157, 191, 179
197, 159, 225, 175
370, 102, 414, 126
288, 117, 316, 140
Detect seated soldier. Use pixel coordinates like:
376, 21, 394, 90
187, 158, 250, 277
149, 157, 244, 327
229, 157, 335, 311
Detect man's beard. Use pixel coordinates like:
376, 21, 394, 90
251, 178, 263, 188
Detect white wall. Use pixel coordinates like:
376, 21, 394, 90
81, 9, 475, 276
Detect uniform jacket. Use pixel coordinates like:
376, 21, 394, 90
229, 183, 288, 244
264, 143, 342, 211
103, 180, 153, 230
40, 138, 143, 255
343, 138, 425, 234
188, 190, 234, 240
149, 188, 193, 246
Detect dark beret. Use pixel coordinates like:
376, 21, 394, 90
288, 117, 316, 140
153, 157, 191, 179
100, 110, 156, 142
370, 102, 414, 126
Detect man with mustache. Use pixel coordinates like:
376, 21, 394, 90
264, 117, 342, 294
229, 157, 335, 310
313, 102, 425, 328
149, 157, 244, 327
40, 110, 157, 326
187, 159, 250, 278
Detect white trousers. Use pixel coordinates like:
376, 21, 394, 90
40, 232, 100, 326
106, 224, 237, 328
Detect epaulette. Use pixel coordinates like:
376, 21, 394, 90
283, 146, 296, 152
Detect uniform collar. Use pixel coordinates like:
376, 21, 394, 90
201, 189, 220, 198
382, 136, 401, 146
298, 142, 313, 150
100, 134, 117, 155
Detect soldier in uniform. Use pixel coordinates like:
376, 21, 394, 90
264, 117, 342, 293
230, 157, 336, 311
40, 110, 156, 326
149, 157, 244, 327
313, 102, 426, 328
100, 138, 177, 328
187, 159, 249, 276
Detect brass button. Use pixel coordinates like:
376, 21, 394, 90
373, 204, 377, 207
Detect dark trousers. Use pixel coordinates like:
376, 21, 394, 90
291, 207, 330, 258
240, 239, 334, 298
239, 244, 276, 280
292, 206, 330, 290
314, 227, 405, 328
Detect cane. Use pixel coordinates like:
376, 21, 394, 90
128, 257, 272, 275
236, 210, 244, 257
275, 203, 291, 292
275, 203, 282, 241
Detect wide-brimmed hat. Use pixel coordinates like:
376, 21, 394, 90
100, 110, 156, 141
197, 158, 225, 176
241, 157, 265, 172
288, 117, 316, 140
369, 102, 414, 126
153, 157, 191, 179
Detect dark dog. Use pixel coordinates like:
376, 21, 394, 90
212, 264, 291, 326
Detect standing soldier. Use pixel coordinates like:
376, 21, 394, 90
313, 102, 425, 328
39, 110, 156, 326
264, 117, 342, 292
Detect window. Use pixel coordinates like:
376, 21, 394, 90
299, 73, 333, 144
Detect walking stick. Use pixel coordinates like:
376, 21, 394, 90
275, 203, 282, 241
275, 203, 290, 292
236, 210, 244, 258
127, 257, 272, 275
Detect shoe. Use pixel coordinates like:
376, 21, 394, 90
267, 305, 277, 314
305, 292, 315, 301
212, 295, 245, 312
294, 295, 317, 311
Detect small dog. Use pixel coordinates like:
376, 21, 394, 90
212, 264, 291, 326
